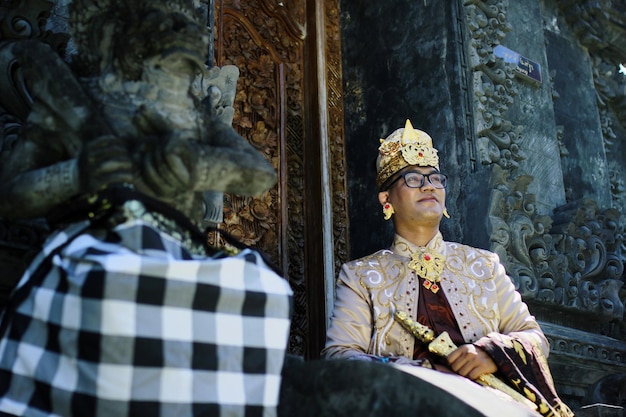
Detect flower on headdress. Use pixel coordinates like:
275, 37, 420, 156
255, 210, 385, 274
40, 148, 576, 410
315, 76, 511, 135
379, 140, 401, 156
402, 144, 439, 167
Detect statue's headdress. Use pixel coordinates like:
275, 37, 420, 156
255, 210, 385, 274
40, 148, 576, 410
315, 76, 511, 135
376, 120, 440, 189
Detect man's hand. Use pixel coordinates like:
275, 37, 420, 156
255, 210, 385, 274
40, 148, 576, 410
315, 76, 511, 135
446, 344, 497, 380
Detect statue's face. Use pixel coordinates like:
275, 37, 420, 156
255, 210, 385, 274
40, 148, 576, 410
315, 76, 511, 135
69, 1, 213, 139
116, 7, 209, 81
70, 1, 210, 81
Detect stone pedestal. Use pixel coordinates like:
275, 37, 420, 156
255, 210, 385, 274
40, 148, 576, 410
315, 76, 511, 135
576, 404, 624, 417
279, 356, 540, 417
540, 322, 626, 410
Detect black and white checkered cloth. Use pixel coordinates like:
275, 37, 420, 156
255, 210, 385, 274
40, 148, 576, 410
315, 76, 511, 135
0, 209, 292, 417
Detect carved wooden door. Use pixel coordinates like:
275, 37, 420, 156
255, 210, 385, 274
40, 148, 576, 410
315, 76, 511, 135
213, 0, 349, 358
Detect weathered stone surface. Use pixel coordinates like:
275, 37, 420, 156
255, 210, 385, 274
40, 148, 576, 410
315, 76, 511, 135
576, 404, 624, 417
544, 29, 611, 206
340, 0, 467, 257
502, 1, 566, 215
278, 356, 540, 417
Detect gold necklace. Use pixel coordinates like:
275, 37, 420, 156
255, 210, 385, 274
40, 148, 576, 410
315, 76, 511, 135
408, 249, 445, 293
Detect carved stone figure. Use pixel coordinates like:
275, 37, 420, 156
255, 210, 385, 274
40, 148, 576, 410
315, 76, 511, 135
0, 0, 276, 223
0, 3, 295, 417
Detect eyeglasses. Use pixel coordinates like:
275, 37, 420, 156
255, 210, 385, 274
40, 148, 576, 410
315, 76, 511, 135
386, 171, 448, 190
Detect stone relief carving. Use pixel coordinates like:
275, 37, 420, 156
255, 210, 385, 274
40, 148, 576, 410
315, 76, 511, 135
591, 56, 626, 210
556, 0, 626, 68
462, 0, 625, 336
464, 0, 524, 171
0, 0, 278, 289
0, 0, 71, 299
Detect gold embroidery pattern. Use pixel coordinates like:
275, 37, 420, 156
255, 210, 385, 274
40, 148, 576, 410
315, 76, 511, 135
445, 242, 499, 327
349, 250, 411, 354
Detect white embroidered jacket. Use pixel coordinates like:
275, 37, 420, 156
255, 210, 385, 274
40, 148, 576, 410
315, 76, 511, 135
322, 232, 548, 360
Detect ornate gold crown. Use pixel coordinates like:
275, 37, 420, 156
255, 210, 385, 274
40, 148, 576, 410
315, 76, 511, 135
376, 119, 440, 189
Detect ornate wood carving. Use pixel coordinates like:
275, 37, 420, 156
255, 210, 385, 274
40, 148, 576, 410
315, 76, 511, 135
214, 0, 307, 355
214, 0, 349, 357
324, 1, 350, 273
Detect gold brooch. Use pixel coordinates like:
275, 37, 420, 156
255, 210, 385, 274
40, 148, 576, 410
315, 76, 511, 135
408, 250, 445, 293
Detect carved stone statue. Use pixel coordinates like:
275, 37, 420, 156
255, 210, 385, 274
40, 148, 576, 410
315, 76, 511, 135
0, 0, 276, 223
0, 3, 294, 417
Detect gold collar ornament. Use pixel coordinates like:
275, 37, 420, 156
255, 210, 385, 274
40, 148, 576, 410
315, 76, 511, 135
408, 249, 445, 293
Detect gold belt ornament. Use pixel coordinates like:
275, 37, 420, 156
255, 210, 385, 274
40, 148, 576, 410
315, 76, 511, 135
393, 308, 538, 411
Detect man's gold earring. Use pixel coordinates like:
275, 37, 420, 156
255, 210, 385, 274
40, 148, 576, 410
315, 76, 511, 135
443, 208, 450, 219
383, 202, 395, 220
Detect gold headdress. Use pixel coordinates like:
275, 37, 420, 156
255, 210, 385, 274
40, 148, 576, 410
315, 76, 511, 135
376, 119, 439, 189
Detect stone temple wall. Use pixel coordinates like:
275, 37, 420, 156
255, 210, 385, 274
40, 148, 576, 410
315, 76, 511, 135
340, 0, 626, 411
0, 0, 624, 414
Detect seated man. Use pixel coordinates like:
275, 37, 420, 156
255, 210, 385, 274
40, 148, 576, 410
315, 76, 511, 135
322, 120, 573, 417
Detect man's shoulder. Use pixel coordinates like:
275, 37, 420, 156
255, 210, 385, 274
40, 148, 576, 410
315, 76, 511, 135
342, 248, 397, 268
445, 240, 499, 260
355, 247, 398, 260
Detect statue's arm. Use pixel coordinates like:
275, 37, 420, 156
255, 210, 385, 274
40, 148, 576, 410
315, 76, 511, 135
0, 159, 80, 219
0, 135, 134, 220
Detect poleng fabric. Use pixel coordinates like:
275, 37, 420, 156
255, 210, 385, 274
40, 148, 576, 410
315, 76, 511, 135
0, 207, 292, 417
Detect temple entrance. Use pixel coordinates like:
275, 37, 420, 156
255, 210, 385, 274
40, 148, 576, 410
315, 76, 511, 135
212, 0, 349, 359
